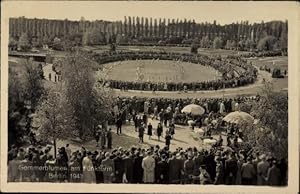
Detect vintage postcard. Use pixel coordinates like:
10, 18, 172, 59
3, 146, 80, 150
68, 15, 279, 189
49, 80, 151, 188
1, 1, 299, 193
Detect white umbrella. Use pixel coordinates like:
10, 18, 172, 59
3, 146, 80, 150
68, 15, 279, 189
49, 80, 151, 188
203, 138, 217, 145
223, 111, 254, 124
182, 104, 205, 116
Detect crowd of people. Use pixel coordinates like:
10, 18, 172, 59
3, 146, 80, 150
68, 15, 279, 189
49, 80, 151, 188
7, 93, 288, 185
89, 51, 257, 91
109, 95, 259, 125
8, 139, 287, 185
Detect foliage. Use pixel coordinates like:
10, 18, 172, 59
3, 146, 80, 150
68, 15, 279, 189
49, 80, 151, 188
82, 28, 106, 46
243, 82, 288, 159
18, 33, 31, 51
257, 35, 278, 51
190, 42, 199, 54
61, 51, 115, 139
200, 36, 211, 48
213, 37, 223, 49
22, 59, 45, 108
35, 89, 75, 157
9, 36, 18, 50
8, 59, 45, 147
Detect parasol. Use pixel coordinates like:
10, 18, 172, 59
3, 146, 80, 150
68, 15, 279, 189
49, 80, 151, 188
182, 104, 205, 116
223, 111, 254, 124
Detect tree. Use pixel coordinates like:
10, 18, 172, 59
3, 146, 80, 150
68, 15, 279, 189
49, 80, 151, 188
257, 35, 278, 51
9, 36, 18, 51
213, 37, 223, 49
279, 21, 288, 55
35, 90, 75, 158
52, 37, 64, 51
22, 58, 45, 109
61, 51, 115, 140
200, 36, 211, 48
18, 32, 31, 51
8, 58, 45, 147
243, 82, 288, 159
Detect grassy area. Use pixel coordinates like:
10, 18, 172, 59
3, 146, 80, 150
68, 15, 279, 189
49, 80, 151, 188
248, 56, 288, 71
97, 59, 220, 83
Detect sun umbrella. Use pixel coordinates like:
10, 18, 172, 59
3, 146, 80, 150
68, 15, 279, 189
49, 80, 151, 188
223, 111, 254, 124
182, 104, 205, 116
203, 138, 217, 145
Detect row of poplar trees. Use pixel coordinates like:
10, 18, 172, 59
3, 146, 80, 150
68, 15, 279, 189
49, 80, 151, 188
9, 16, 287, 44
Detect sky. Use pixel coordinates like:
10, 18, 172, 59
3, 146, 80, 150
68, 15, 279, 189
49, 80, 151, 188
2, 1, 294, 24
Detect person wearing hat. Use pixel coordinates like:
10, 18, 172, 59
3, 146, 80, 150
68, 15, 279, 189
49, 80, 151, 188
102, 152, 115, 183
138, 122, 145, 143
113, 151, 125, 183
142, 150, 155, 183
69, 153, 82, 183
123, 151, 134, 183
241, 157, 256, 185
257, 154, 269, 185
168, 152, 181, 184
156, 154, 169, 184
214, 156, 224, 185
132, 150, 144, 183
225, 152, 238, 185
183, 153, 195, 184
82, 151, 96, 183
264, 159, 281, 186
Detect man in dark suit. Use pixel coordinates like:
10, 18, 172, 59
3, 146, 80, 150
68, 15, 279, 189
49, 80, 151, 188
116, 116, 122, 135
168, 152, 181, 184
123, 151, 134, 183
225, 152, 238, 185
113, 151, 124, 183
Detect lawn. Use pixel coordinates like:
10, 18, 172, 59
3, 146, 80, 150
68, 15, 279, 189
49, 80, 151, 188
97, 59, 220, 83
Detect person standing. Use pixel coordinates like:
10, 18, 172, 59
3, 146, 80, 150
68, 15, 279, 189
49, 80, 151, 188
95, 128, 100, 147
106, 128, 112, 149
184, 153, 195, 184
142, 151, 155, 183
69, 154, 82, 183
241, 157, 256, 185
156, 123, 163, 141
169, 122, 175, 139
168, 152, 181, 184
158, 109, 164, 125
257, 154, 269, 185
82, 151, 96, 183
123, 151, 134, 183
133, 151, 144, 183
264, 160, 281, 186
113, 152, 124, 183
225, 152, 238, 185
165, 130, 172, 149
116, 116, 123, 135
8, 153, 22, 182
65, 144, 71, 161
102, 153, 115, 183
138, 123, 145, 143
214, 156, 224, 185
156, 154, 169, 184
100, 129, 107, 149
147, 122, 153, 140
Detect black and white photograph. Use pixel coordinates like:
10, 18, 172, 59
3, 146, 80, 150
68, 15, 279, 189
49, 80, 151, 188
1, 1, 299, 193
